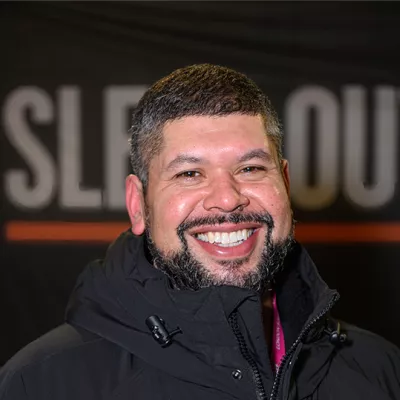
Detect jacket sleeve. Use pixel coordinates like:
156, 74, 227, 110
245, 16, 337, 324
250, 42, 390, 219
0, 369, 29, 400
378, 341, 400, 400
339, 323, 400, 399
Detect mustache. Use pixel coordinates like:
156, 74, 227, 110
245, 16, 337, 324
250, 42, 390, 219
177, 212, 275, 236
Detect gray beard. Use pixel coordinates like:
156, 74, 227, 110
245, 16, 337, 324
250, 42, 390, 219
145, 212, 295, 293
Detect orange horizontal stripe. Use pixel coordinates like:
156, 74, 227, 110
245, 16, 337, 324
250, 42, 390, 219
4, 221, 400, 244
5, 221, 128, 243
296, 222, 400, 243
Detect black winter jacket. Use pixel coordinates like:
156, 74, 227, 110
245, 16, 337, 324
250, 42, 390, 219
1, 231, 400, 400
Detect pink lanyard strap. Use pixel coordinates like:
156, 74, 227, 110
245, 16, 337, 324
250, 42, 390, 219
271, 291, 286, 373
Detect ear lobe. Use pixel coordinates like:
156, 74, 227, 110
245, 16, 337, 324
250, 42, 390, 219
126, 174, 146, 235
281, 159, 290, 196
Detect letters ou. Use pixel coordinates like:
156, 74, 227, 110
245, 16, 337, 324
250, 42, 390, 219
285, 85, 398, 210
104, 86, 148, 210
284, 86, 339, 210
3, 87, 56, 208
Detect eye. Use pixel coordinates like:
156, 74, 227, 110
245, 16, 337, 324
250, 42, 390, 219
176, 170, 201, 179
240, 166, 267, 174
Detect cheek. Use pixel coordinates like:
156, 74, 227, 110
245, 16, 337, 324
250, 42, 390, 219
150, 191, 200, 248
269, 194, 292, 239
250, 181, 289, 210
270, 186, 291, 214
249, 183, 292, 235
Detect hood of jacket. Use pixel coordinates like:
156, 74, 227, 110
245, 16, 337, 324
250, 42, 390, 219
65, 230, 339, 399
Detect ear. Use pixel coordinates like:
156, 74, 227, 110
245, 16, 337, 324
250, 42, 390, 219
281, 159, 290, 196
126, 174, 146, 235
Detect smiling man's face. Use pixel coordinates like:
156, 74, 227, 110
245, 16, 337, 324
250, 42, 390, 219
127, 114, 294, 291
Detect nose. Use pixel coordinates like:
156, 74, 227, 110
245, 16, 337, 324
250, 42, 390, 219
203, 176, 250, 213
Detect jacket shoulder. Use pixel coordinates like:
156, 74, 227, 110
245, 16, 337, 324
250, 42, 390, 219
341, 321, 400, 359
336, 321, 400, 397
0, 324, 120, 399
1, 323, 102, 372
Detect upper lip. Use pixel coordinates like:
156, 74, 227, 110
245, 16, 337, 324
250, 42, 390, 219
188, 223, 262, 235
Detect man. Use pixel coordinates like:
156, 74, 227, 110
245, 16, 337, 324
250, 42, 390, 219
1, 64, 399, 400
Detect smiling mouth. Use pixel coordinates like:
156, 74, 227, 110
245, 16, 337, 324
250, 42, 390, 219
193, 228, 255, 248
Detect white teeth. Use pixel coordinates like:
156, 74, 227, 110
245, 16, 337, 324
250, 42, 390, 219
198, 233, 207, 242
221, 232, 229, 244
229, 232, 237, 242
195, 228, 255, 246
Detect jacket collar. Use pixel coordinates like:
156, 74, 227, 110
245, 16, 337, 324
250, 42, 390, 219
273, 243, 341, 400
275, 242, 339, 349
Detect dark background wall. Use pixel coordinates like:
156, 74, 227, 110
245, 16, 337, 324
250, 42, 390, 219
1, 1, 400, 365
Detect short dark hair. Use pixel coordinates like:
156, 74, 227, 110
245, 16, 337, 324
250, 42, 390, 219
129, 64, 282, 189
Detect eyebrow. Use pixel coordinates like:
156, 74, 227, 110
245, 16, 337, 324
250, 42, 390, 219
165, 154, 206, 171
165, 148, 274, 172
237, 149, 274, 164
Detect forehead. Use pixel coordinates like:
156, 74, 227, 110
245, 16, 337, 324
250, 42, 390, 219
159, 114, 272, 161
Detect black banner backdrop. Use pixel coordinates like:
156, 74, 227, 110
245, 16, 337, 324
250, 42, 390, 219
1, 2, 400, 365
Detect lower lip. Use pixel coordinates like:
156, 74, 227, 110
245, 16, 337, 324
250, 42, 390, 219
191, 229, 260, 258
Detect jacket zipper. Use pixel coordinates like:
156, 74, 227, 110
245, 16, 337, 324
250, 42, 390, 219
229, 312, 267, 400
268, 293, 340, 400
